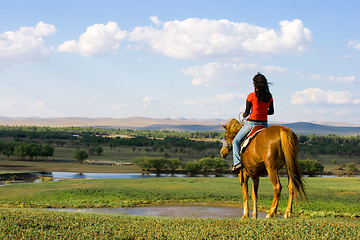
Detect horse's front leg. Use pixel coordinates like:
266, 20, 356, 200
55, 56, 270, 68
251, 177, 260, 219
240, 173, 250, 219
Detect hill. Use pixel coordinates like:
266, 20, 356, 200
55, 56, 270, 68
280, 122, 360, 136
0, 116, 359, 136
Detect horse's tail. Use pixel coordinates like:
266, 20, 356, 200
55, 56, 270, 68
280, 127, 307, 202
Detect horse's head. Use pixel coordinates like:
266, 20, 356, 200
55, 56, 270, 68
220, 118, 242, 158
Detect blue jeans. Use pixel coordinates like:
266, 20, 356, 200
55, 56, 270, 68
233, 120, 268, 166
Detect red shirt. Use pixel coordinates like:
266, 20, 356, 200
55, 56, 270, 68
247, 92, 273, 121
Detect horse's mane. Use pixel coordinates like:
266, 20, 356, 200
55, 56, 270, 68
225, 118, 242, 138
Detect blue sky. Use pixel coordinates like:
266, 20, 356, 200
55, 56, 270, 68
1, 0, 360, 124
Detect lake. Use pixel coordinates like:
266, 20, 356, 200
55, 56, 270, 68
36, 172, 237, 179
37, 172, 359, 179
47, 206, 269, 219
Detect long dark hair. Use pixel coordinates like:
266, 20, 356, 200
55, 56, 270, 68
253, 73, 272, 103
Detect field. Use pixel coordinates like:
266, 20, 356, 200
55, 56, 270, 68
1, 208, 359, 239
0, 158, 141, 173
0, 127, 359, 239
0, 177, 359, 239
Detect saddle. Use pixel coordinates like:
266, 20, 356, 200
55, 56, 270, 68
240, 125, 265, 154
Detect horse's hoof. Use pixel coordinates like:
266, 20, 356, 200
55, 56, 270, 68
241, 215, 249, 220
252, 215, 258, 220
265, 213, 277, 219
284, 213, 291, 218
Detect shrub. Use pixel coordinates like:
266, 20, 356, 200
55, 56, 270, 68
132, 157, 181, 172
198, 157, 230, 173
346, 162, 358, 173
298, 158, 324, 176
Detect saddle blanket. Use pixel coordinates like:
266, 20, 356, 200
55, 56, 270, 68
240, 125, 265, 154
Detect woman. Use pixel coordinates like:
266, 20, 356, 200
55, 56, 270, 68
232, 73, 274, 174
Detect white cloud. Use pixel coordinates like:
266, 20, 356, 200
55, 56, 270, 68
327, 75, 355, 83
309, 74, 356, 83
143, 96, 158, 107
291, 88, 360, 105
182, 62, 286, 86
348, 40, 360, 50
128, 18, 311, 59
57, 21, 127, 57
183, 93, 244, 105
0, 21, 56, 65
149, 16, 162, 25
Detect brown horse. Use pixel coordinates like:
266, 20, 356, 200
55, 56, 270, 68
220, 119, 306, 219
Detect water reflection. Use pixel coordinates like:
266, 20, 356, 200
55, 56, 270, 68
37, 172, 360, 180
48, 206, 268, 219
37, 172, 236, 179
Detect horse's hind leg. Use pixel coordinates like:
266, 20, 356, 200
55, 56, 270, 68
251, 177, 259, 219
284, 178, 294, 218
240, 174, 250, 219
266, 170, 282, 218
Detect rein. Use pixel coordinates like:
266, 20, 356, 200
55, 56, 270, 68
238, 112, 246, 125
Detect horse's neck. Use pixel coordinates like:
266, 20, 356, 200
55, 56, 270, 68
230, 123, 243, 139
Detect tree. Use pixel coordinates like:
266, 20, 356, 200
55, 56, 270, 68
132, 157, 180, 172
41, 144, 55, 160
166, 158, 181, 172
199, 157, 230, 173
132, 157, 148, 170
14, 144, 28, 159
28, 143, 41, 160
298, 158, 324, 176
146, 157, 168, 172
183, 161, 202, 175
95, 146, 103, 156
73, 149, 88, 164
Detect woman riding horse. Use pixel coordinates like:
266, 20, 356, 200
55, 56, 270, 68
221, 73, 306, 219
221, 119, 306, 219
232, 73, 274, 174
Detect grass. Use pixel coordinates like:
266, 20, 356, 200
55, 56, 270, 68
47, 143, 221, 164
0, 208, 359, 239
0, 177, 359, 239
0, 177, 359, 218
0, 158, 141, 173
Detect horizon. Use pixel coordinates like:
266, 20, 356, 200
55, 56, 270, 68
0, 115, 360, 128
1, 1, 360, 124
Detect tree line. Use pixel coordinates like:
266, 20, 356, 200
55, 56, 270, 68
0, 126, 359, 158
298, 134, 360, 157
0, 125, 222, 140
0, 141, 54, 160
132, 156, 229, 174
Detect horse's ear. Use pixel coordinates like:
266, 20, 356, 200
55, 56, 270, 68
222, 125, 227, 130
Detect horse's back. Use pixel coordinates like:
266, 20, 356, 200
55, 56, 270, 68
243, 125, 292, 176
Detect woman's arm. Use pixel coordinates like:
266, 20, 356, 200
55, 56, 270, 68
243, 100, 252, 118
267, 101, 274, 115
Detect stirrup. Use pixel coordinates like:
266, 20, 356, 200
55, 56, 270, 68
231, 164, 242, 174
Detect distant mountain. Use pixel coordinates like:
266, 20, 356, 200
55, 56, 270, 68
0, 116, 359, 136
278, 122, 360, 136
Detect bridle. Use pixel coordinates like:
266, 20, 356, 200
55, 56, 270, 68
221, 113, 246, 152
221, 136, 232, 151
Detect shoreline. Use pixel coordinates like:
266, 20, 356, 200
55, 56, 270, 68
0, 170, 359, 182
